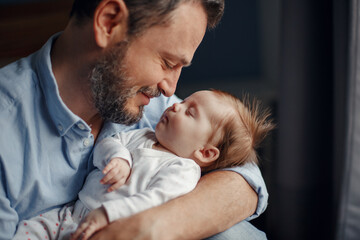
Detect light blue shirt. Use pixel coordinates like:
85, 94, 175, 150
0, 34, 268, 239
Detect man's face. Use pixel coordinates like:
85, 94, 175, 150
91, 2, 208, 125
90, 42, 161, 125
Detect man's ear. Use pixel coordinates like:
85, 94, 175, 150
194, 145, 220, 166
93, 0, 129, 48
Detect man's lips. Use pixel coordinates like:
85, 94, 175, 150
142, 92, 154, 99
141, 92, 153, 105
140, 88, 161, 100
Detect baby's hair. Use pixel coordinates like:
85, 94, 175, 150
203, 89, 274, 172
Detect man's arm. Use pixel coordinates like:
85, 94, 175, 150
91, 170, 257, 240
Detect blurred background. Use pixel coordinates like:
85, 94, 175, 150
0, 0, 357, 239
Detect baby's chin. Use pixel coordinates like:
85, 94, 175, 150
154, 123, 160, 136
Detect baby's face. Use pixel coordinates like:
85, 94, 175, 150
155, 90, 229, 164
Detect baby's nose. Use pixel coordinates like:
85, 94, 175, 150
172, 103, 180, 112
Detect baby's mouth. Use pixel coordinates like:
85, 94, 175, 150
161, 111, 169, 123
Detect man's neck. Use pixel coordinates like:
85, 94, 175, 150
51, 19, 97, 122
51, 20, 104, 138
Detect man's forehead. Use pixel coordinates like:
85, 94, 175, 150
133, 2, 206, 60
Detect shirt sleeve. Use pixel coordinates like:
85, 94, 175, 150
221, 163, 269, 221
93, 136, 133, 170
0, 164, 19, 239
102, 159, 201, 222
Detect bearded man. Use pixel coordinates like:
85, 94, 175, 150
0, 0, 268, 239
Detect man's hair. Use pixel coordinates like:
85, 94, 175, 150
69, 0, 224, 36
203, 90, 274, 172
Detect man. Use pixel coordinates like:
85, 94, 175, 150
0, 0, 268, 239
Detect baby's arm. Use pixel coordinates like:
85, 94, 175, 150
101, 157, 130, 192
72, 159, 200, 240
104, 159, 200, 222
93, 137, 133, 192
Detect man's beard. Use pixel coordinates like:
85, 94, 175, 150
90, 42, 160, 125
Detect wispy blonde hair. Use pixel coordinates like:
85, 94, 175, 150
203, 89, 274, 172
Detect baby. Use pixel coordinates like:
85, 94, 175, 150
14, 89, 274, 240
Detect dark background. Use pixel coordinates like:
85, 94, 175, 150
0, 0, 350, 239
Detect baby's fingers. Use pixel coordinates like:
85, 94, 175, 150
70, 222, 89, 240
100, 167, 119, 185
102, 159, 118, 175
81, 223, 98, 240
108, 178, 127, 192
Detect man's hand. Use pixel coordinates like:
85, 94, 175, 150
101, 158, 130, 192
89, 215, 149, 240
90, 171, 258, 240
71, 207, 109, 240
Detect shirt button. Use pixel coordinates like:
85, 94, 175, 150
77, 123, 86, 130
58, 124, 63, 131
83, 138, 91, 147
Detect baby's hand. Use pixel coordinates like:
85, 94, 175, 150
70, 207, 108, 240
100, 157, 130, 192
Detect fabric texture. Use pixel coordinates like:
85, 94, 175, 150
12, 204, 76, 240
205, 221, 267, 240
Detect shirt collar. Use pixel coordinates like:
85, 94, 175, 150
36, 33, 85, 136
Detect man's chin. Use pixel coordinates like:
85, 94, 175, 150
125, 105, 143, 115
115, 106, 144, 125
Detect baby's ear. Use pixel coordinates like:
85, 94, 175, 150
194, 144, 220, 166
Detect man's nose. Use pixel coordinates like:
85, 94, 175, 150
158, 72, 180, 97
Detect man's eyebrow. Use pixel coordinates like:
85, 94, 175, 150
163, 52, 192, 67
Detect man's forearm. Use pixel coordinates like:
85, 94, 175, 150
91, 170, 258, 240
154, 170, 258, 239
